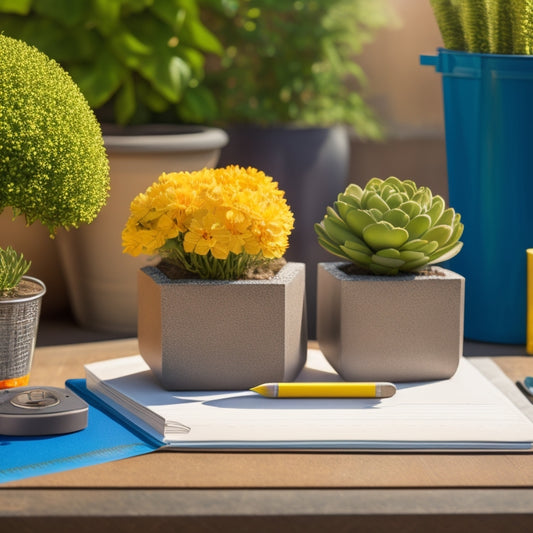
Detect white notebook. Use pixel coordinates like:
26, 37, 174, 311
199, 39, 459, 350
84, 349, 533, 451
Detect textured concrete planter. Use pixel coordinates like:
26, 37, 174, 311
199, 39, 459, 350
138, 262, 307, 390
317, 262, 464, 382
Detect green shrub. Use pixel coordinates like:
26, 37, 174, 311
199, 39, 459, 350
0, 0, 223, 125
201, 0, 395, 137
0, 34, 109, 233
0, 1, 394, 134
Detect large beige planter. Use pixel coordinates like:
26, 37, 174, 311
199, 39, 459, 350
317, 262, 465, 382
138, 262, 307, 390
56, 126, 228, 334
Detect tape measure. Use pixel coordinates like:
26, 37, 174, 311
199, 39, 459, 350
0, 386, 88, 436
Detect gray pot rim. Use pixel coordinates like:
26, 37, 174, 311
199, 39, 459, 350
142, 261, 305, 287
103, 125, 229, 154
223, 124, 347, 134
319, 261, 463, 282
0, 276, 46, 304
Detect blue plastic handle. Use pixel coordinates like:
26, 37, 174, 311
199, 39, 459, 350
420, 54, 438, 67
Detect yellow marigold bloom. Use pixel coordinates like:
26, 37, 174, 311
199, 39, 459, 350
183, 213, 232, 259
122, 165, 294, 279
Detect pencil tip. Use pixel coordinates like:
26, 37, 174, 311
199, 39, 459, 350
250, 384, 273, 397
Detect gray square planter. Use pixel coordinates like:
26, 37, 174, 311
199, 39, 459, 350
138, 262, 307, 390
317, 262, 465, 382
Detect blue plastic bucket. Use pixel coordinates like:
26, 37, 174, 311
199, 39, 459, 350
421, 48, 533, 344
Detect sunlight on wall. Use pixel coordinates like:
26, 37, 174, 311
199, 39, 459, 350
358, 0, 445, 139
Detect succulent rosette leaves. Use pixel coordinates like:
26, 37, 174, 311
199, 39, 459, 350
315, 177, 464, 275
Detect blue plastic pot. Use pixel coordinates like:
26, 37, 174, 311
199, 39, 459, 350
421, 48, 533, 344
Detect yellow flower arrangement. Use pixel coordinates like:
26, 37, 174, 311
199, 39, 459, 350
122, 165, 294, 279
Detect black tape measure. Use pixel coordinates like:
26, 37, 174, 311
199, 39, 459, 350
0, 386, 88, 436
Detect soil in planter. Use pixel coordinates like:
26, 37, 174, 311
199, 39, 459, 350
340, 263, 447, 278
0, 278, 43, 301
157, 257, 287, 281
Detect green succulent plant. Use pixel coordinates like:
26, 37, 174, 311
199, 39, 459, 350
315, 177, 464, 275
0, 246, 31, 296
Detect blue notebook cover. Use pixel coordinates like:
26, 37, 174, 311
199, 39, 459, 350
0, 379, 161, 484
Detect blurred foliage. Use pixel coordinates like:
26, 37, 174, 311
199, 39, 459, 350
202, 0, 395, 138
0, 0, 396, 135
0, 0, 223, 124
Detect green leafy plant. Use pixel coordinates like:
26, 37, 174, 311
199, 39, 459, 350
430, 0, 533, 54
0, 247, 31, 296
0, 0, 223, 125
315, 177, 464, 275
0, 34, 109, 233
202, 0, 394, 138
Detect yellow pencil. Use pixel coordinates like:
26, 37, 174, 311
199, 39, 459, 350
250, 382, 396, 399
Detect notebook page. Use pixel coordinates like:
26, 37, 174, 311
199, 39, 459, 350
85, 350, 533, 449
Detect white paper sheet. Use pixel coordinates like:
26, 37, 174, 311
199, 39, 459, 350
85, 350, 533, 450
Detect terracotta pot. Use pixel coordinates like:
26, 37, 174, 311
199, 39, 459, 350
138, 262, 307, 390
317, 262, 464, 382
56, 125, 228, 334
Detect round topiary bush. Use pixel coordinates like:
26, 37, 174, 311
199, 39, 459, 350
0, 34, 109, 233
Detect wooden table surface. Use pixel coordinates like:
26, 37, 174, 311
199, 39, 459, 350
2, 339, 533, 532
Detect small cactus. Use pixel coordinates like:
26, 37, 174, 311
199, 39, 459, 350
0, 246, 31, 295
430, 0, 533, 55
315, 177, 464, 275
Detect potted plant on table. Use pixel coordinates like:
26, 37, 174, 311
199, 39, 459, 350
0, 248, 45, 389
202, 0, 395, 337
122, 165, 306, 390
0, 0, 229, 334
422, 0, 533, 344
315, 177, 465, 382
0, 34, 109, 387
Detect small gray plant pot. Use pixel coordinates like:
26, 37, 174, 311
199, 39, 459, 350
317, 262, 465, 382
0, 276, 46, 388
138, 262, 307, 390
